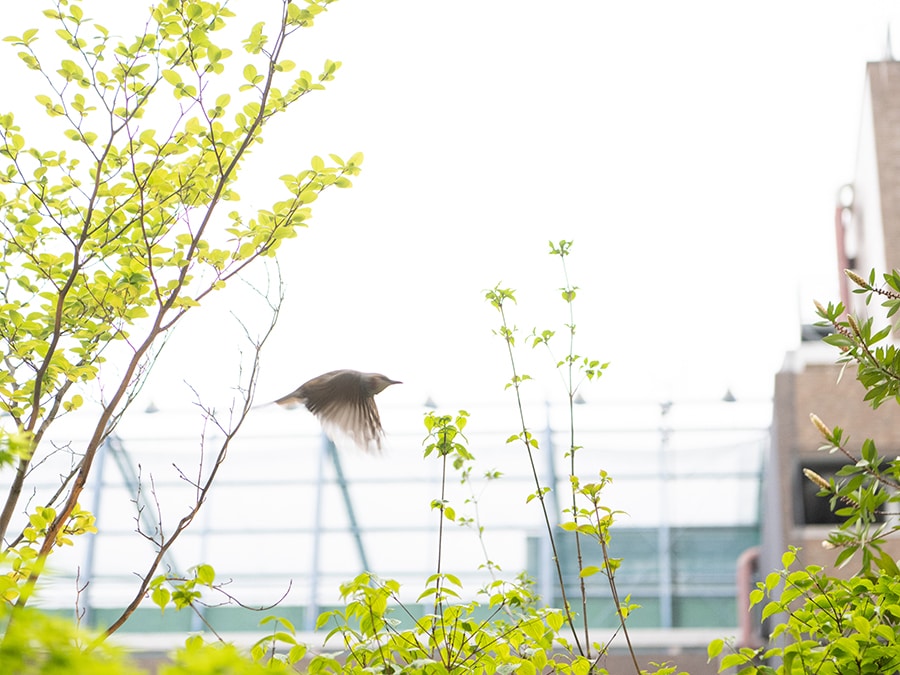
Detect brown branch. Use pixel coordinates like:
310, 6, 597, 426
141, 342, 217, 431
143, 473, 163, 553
593, 507, 641, 675
92, 285, 280, 643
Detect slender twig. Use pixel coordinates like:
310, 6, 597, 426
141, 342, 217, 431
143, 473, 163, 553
90, 279, 284, 644
460, 466, 499, 581
493, 296, 583, 655
430, 442, 449, 658
593, 502, 640, 675
558, 248, 591, 654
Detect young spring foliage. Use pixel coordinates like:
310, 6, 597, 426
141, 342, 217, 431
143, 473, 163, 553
710, 268, 900, 673
0, 0, 359, 639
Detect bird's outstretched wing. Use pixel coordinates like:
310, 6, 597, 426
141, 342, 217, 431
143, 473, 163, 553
276, 370, 387, 452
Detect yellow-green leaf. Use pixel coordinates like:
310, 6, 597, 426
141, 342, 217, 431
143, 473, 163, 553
161, 69, 181, 86
579, 565, 601, 578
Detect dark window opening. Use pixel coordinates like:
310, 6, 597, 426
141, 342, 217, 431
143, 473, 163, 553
794, 458, 887, 526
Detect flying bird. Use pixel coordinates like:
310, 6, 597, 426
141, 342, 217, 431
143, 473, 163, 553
275, 369, 401, 452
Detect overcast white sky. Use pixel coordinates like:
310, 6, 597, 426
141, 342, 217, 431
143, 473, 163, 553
226, 1, 899, 412
7, 1, 900, 413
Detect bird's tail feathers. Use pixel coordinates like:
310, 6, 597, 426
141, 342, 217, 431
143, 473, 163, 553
321, 419, 385, 454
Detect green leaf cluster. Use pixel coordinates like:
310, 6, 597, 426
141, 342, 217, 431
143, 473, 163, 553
709, 268, 900, 673
0, 0, 361, 650
815, 269, 900, 408
148, 563, 218, 614
423, 410, 471, 468
0, 0, 360, 430
800, 412, 900, 572
315, 571, 599, 675
0, 603, 143, 675
712, 548, 900, 674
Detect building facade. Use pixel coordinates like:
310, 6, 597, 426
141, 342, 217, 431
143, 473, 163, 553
763, 60, 900, 631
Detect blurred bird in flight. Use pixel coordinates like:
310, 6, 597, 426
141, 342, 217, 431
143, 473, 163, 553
275, 369, 401, 452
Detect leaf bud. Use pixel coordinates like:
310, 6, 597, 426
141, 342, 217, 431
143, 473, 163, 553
802, 467, 830, 490
844, 269, 868, 288
809, 413, 832, 440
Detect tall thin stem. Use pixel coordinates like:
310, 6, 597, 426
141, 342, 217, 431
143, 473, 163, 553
595, 504, 641, 675
494, 297, 583, 655
559, 251, 591, 653
434, 447, 448, 622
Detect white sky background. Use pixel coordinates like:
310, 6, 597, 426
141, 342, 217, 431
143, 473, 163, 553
218, 0, 895, 412
5, 1, 900, 413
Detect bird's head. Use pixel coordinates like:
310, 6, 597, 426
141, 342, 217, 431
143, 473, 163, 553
364, 373, 402, 395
